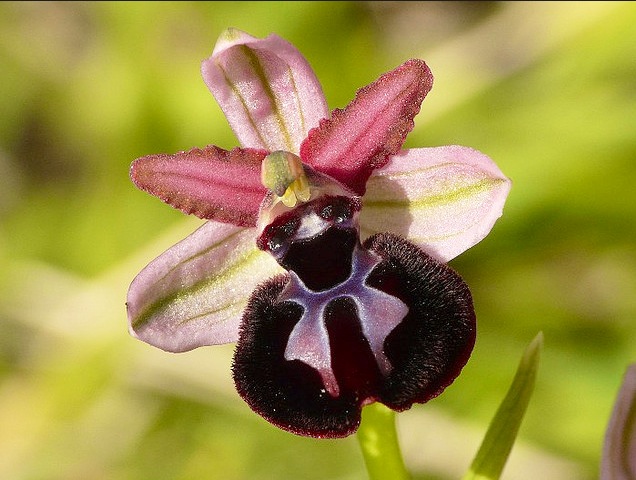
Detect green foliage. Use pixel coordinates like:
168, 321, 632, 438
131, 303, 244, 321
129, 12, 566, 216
463, 333, 542, 480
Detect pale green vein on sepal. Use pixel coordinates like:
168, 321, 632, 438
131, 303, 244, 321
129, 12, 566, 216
154, 229, 244, 288
239, 46, 293, 151
131, 247, 264, 330
218, 63, 268, 148
220, 45, 294, 152
287, 69, 307, 144
364, 177, 506, 211
176, 302, 244, 327
462, 332, 543, 480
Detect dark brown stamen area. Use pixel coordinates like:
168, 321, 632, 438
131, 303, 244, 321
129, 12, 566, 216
281, 227, 356, 291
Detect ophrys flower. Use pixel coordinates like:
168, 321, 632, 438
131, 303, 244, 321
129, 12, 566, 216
127, 28, 511, 438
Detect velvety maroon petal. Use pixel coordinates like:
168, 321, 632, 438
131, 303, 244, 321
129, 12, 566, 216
300, 59, 433, 195
232, 231, 475, 438
130, 146, 268, 227
233, 275, 367, 438
364, 232, 475, 408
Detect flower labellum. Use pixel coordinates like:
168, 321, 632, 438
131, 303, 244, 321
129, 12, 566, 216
127, 27, 511, 438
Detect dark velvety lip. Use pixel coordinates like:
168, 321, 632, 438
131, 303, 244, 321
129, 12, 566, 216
233, 231, 475, 438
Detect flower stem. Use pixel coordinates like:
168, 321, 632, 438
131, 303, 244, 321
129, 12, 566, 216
356, 403, 411, 480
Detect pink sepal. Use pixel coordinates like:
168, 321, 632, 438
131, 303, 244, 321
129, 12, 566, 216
202, 28, 329, 153
127, 220, 283, 352
360, 146, 511, 261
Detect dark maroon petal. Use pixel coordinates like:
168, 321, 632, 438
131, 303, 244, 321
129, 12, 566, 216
130, 145, 268, 227
233, 229, 475, 438
232, 275, 365, 438
365, 232, 476, 409
300, 59, 433, 196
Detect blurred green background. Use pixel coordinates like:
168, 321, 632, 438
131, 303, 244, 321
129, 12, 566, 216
1, 2, 634, 479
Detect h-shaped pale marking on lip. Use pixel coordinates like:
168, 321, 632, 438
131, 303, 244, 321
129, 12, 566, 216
279, 244, 409, 397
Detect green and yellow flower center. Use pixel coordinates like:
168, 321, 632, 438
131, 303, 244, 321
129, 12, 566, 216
261, 150, 311, 207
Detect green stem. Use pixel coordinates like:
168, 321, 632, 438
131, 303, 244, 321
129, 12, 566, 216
356, 403, 411, 480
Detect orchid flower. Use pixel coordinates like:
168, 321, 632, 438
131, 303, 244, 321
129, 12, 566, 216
126, 28, 511, 438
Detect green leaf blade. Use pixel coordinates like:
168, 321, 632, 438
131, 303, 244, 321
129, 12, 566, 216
463, 332, 544, 480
